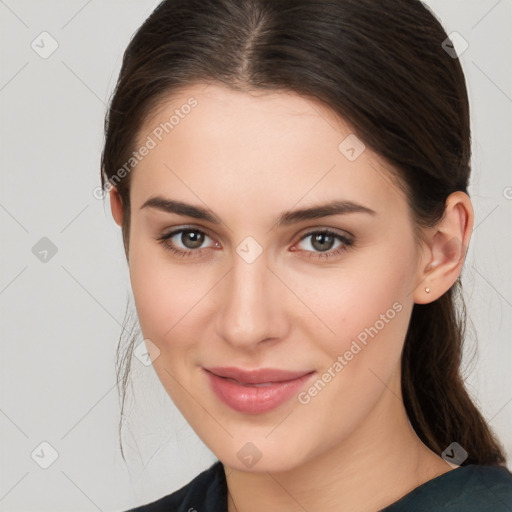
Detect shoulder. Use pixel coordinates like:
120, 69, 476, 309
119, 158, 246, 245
125, 460, 227, 512
384, 464, 512, 511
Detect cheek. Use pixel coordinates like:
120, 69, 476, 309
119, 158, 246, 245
284, 253, 414, 452
327, 273, 408, 351
128, 235, 208, 349
290, 239, 417, 373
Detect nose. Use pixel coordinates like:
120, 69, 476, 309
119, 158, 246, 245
215, 249, 289, 350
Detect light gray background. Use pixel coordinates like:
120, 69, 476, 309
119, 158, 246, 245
0, 1, 511, 510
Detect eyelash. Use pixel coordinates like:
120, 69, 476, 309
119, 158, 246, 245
156, 227, 354, 261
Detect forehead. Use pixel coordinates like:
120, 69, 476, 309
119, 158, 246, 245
131, 83, 407, 218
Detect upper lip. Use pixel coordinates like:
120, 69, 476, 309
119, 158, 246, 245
204, 366, 314, 384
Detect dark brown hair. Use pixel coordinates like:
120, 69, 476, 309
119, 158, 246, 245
101, 0, 506, 464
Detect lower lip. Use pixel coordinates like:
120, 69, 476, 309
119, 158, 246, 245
204, 370, 315, 414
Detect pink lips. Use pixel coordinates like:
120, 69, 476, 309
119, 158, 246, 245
204, 366, 315, 414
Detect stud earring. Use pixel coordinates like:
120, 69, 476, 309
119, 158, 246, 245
425, 287, 430, 293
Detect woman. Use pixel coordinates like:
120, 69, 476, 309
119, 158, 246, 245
100, 0, 512, 510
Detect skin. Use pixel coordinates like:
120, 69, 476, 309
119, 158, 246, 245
110, 83, 474, 512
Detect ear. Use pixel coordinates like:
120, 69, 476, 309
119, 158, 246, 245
109, 187, 124, 227
413, 191, 474, 304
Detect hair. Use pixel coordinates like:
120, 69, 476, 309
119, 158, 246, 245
101, 0, 506, 465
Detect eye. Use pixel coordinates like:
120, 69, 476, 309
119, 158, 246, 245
293, 229, 353, 260
156, 227, 219, 258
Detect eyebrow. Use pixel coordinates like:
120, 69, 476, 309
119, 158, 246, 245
140, 196, 376, 227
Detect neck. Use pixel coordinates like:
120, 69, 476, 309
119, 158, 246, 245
224, 367, 452, 512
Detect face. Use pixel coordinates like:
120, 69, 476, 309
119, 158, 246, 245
123, 83, 424, 472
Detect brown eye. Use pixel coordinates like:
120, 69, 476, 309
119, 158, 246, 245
180, 229, 205, 249
156, 227, 219, 258
294, 229, 354, 261
310, 232, 336, 252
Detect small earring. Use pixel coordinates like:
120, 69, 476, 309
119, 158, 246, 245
425, 287, 430, 293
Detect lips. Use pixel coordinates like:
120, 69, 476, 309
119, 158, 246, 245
204, 366, 315, 414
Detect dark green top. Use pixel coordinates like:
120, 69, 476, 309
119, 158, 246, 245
127, 460, 512, 511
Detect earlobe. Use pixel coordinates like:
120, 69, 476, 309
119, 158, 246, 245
109, 187, 124, 227
413, 191, 474, 304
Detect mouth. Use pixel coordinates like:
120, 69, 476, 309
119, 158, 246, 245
203, 366, 316, 414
